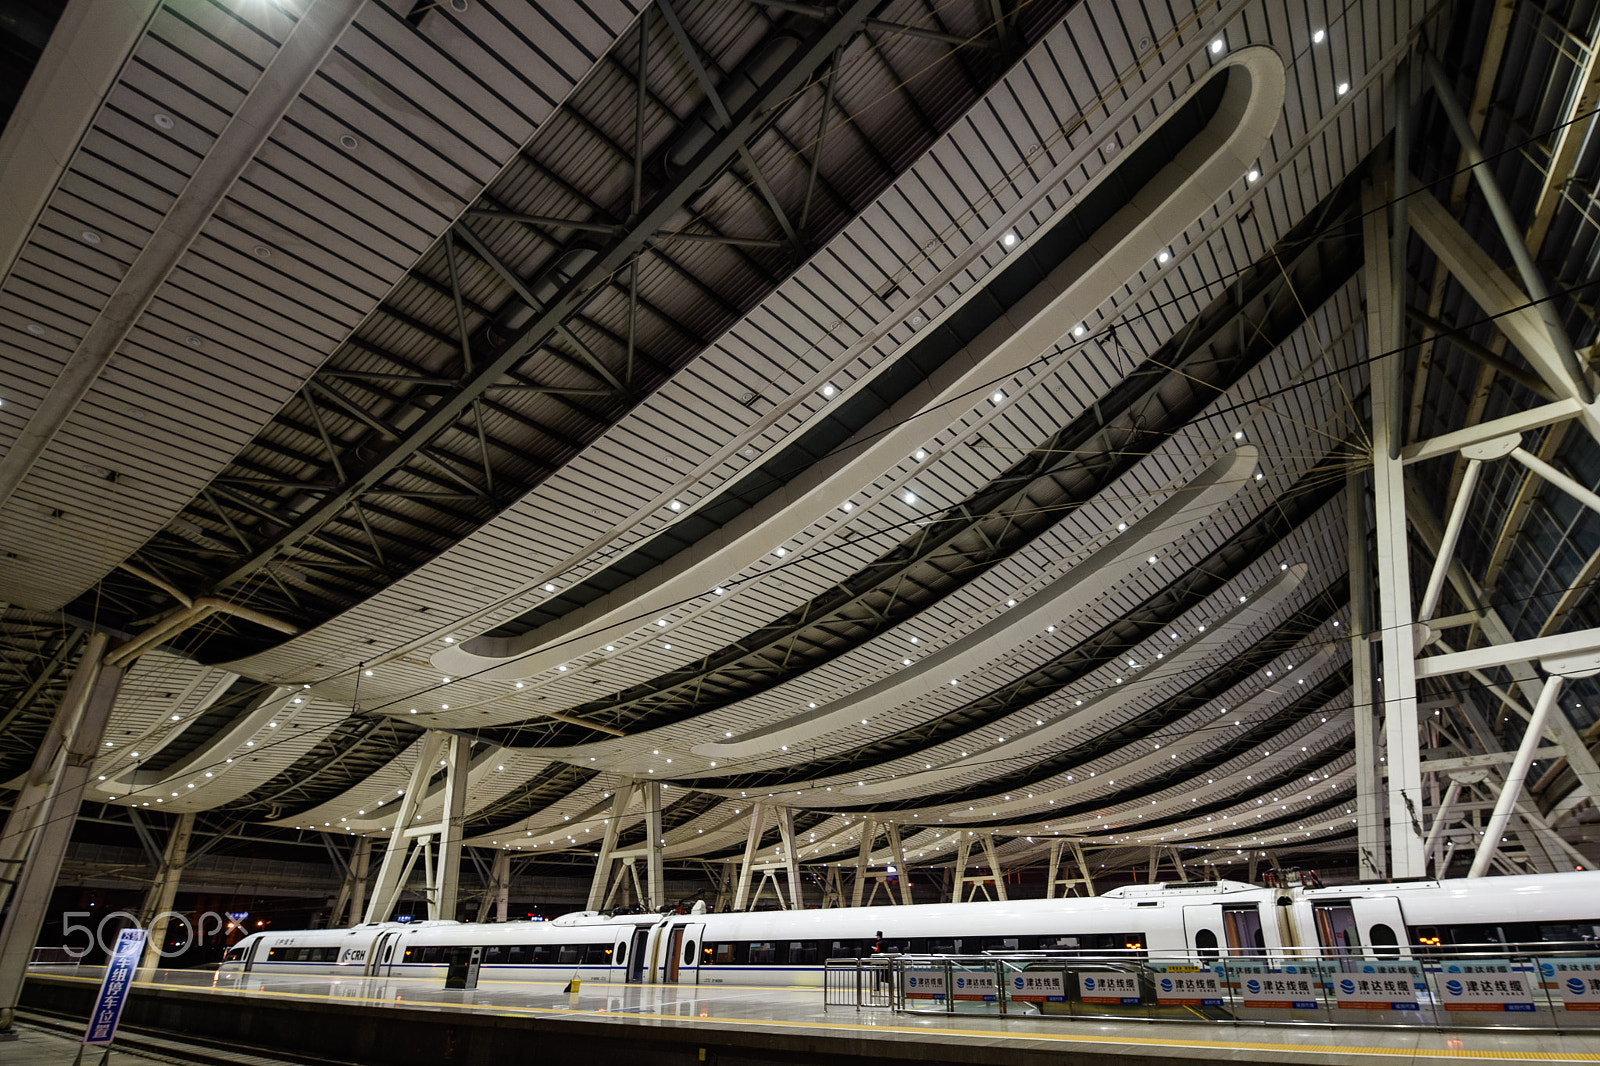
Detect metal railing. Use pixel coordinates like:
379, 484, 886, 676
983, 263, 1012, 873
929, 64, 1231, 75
827, 947, 1600, 1031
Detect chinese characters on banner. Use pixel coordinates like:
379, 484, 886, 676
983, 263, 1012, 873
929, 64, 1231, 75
1334, 972, 1420, 1011
952, 972, 998, 1001
1239, 973, 1319, 1010
1077, 971, 1142, 1005
1437, 964, 1536, 1013
1154, 971, 1224, 1007
904, 968, 946, 1000
1009, 972, 1066, 1003
84, 927, 148, 1046
1540, 959, 1600, 1010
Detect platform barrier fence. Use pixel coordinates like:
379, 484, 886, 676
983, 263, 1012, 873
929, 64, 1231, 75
850, 947, 1600, 1031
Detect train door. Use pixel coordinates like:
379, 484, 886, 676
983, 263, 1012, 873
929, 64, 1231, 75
1183, 906, 1227, 958
1349, 897, 1406, 956
627, 927, 649, 982
663, 924, 686, 982
1182, 903, 1272, 955
367, 930, 404, 977
674, 923, 706, 984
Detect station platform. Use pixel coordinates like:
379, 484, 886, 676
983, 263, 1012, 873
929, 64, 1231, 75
18, 965, 1600, 1066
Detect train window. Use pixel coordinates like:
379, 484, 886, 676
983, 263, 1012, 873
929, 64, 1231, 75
584, 944, 612, 965
710, 942, 737, 965
749, 942, 776, 965
223, 946, 245, 962
382, 945, 392, 964
1195, 929, 1219, 959
788, 941, 818, 965
928, 938, 960, 954
617, 943, 627, 966
483, 946, 503, 964
556, 945, 580, 965
682, 940, 696, 967
1369, 923, 1399, 957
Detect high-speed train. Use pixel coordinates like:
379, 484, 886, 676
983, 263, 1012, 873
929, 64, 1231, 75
218, 872, 1600, 987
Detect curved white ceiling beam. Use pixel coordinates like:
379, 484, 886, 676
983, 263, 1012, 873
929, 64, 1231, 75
430, 46, 1287, 693
824, 563, 1313, 800
698, 448, 1257, 758
692, 561, 1313, 800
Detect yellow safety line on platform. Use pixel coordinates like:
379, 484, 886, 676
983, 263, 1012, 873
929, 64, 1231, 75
39, 974, 1600, 1062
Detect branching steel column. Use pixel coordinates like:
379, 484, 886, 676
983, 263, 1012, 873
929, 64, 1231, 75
0, 633, 106, 915
776, 807, 803, 910
363, 731, 444, 924
644, 780, 664, 911
850, 816, 875, 908
980, 835, 1008, 902
138, 813, 194, 970
1470, 674, 1566, 877
435, 735, 470, 921
587, 781, 633, 911
0, 652, 124, 1033
1348, 470, 1385, 880
733, 803, 765, 911
1364, 174, 1426, 877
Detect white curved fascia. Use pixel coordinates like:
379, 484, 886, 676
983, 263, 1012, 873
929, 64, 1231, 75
431, 48, 1288, 688
821, 564, 1313, 802
688, 561, 1310, 800
698, 448, 1258, 759
94, 685, 296, 798
955, 716, 1353, 835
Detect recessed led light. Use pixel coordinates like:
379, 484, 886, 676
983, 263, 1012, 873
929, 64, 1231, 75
841, 501, 854, 512
669, 499, 683, 511
81, 231, 100, 245
990, 389, 1006, 405
26, 323, 43, 335
820, 383, 837, 399
902, 490, 917, 505
252, 245, 271, 259
1072, 325, 1085, 337
153, 113, 174, 129
1001, 231, 1018, 248
339, 134, 359, 150
774, 546, 787, 557
1210, 37, 1224, 53
1246, 168, 1260, 183
1337, 82, 1349, 96
1156, 249, 1170, 264
1312, 28, 1325, 43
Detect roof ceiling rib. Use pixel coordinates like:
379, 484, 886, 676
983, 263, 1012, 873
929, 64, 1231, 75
10, 0, 1600, 883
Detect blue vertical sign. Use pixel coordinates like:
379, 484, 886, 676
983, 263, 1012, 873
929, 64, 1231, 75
83, 927, 147, 1046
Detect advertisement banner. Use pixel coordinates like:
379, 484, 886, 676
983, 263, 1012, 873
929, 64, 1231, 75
1077, 971, 1141, 1005
905, 968, 946, 1000
1239, 973, 1319, 1010
1539, 957, 1600, 993
1154, 971, 1224, 1007
1009, 971, 1065, 1003
1437, 965, 1536, 1013
1333, 971, 1420, 1011
84, 927, 148, 1046
952, 971, 998, 1001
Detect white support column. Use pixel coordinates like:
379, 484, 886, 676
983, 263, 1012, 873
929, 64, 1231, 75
850, 816, 874, 908
347, 836, 372, 927
643, 780, 664, 911
0, 633, 107, 916
1071, 841, 1095, 896
777, 807, 802, 910
980, 834, 1008, 902
1422, 777, 1466, 870
952, 836, 972, 903
587, 781, 633, 910
733, 803, 765, 911
1470, 674, 1566, 877
422, 839, 436, 918
435, 734, 469, 921
885, 822, 912, 906
1045, 840, 1062, 899
138, 813, 195, 970
0, 653, 125, 1033
490, 849, 511, 922
1349, 471, 1385, 880
1365, 175, 1427, 877
364, 731, 444, 924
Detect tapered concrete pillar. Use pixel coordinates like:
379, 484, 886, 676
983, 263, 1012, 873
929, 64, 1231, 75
777, 807, 803, 910
733, 804, 765, 911
139, 813, 195, 970
850, 817, 875, 908
643, 780, 664, 910
0, 649, 124, 1034
0, 633, 107, 916
587, 781, 633, 910
348, 836, 372, 926
364, 731, 444, 923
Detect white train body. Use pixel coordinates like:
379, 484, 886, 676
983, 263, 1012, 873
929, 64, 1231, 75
218, 872, 1600, 987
